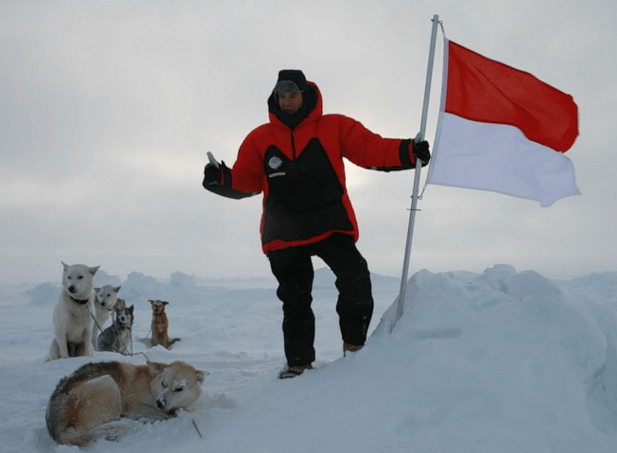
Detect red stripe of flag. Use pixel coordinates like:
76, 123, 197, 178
445, 41, 579, 152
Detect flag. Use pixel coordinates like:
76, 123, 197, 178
426, 39, 580, 207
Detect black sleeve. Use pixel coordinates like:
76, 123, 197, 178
371, 139, 415, 172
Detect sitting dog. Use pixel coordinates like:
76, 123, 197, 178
97, 305, 134, 355
116, 297, 127, 309
48, 262, 100, 361
92, 285, 122, 350
149, 299, 180, 349
46, 360, 207, 446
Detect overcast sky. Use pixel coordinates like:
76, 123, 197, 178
1, 0, 615, 285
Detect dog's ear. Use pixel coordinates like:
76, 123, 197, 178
128, 305, 134, 313
196, 370, 209, 384
147, 361, 167, 372
61, 261, 69, 270
95, 287, 100, 292
163, 301, 169, 306
114, 285, 122, 292
89, 266, 100, 276
149, 300, 154, 305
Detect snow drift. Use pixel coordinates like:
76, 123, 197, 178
1, 264, 617, 452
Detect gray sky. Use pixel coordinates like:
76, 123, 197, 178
1, 0, 615, 285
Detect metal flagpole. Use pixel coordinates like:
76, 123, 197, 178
390, 14, 440, 333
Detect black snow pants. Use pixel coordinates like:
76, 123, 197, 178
267, 233, 374, 367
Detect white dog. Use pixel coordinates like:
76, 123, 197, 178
92, 285, 122, 350
47, 262, 100, 361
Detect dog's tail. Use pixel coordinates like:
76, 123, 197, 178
166, 338, 181, 348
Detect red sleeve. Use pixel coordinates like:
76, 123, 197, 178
229, 129, 265, 194
335, 115, 416, 170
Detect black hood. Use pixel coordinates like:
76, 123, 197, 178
268, 70, 318, 129
274, 69, 309, 94
268, 83, 318, 130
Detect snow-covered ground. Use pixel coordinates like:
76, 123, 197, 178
1, 264, 617, 452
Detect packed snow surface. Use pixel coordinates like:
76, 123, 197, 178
1, 264, 617, 452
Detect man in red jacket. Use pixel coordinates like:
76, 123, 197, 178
203, 70, 430, 378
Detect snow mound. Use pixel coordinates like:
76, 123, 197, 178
1, 265, 617, 452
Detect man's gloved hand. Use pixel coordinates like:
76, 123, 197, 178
412, 140, 431, 166
203, 163, 222, 186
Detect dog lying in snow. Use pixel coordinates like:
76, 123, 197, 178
46, 360, 207, 446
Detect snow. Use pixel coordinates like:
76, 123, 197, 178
1, 264, 617, 452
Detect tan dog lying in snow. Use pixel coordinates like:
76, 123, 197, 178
46, 360, 207, 446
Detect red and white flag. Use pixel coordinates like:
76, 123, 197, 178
427, 39, 580, 207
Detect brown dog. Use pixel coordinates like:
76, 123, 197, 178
46, 360, 207, 446
116, 297, 127, 309
149, 300, 180, 349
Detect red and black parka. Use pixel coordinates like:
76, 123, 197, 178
205, 80, 419, 255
